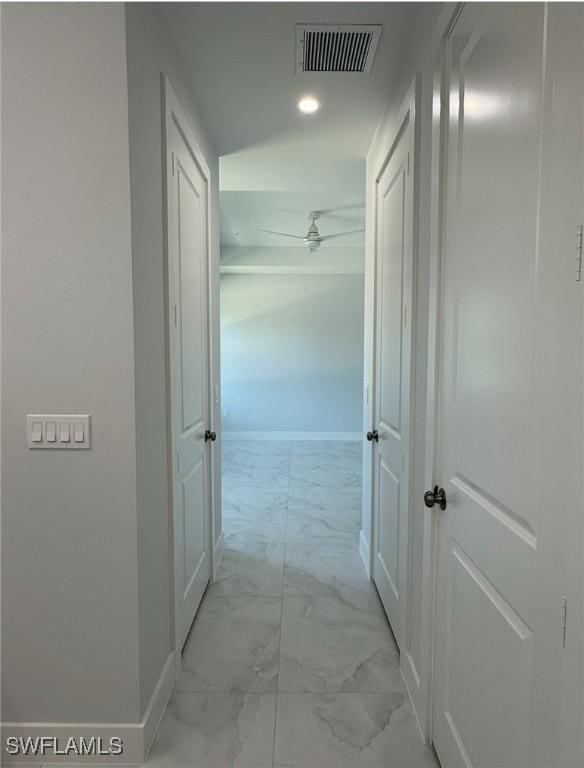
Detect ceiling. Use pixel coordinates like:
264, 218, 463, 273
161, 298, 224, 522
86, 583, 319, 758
160, 3, 440, 246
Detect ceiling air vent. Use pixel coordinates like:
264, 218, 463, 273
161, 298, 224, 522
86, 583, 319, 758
296, 24, 382, 75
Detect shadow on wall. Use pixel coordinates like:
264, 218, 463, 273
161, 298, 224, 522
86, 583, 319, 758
220, 272, 365, 433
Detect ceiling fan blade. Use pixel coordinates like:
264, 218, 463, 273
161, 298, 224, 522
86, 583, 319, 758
255, 228, 305, 240
316, 204, 365, 216
319, 228, 365, 242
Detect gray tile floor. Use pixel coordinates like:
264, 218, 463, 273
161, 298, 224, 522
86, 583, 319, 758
147, 441, 438, 768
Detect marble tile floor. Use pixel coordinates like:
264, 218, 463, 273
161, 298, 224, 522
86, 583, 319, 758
145, 441, 438, 768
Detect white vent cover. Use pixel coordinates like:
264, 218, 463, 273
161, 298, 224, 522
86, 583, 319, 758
296, 24, 382, 75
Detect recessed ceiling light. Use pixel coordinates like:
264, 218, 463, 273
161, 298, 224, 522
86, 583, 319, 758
298, 95, 320, 114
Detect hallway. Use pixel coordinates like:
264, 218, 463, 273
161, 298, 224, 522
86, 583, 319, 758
2, 4, 584, 767
147, 441, 438, 767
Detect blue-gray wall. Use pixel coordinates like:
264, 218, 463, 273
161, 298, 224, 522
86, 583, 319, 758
220, 267, 364, 433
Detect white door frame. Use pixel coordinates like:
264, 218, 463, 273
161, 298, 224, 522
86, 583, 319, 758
388, 5, 467, 743
162, 75, 219, 666
394, 6, 463, 742
365, 76, 420, 650
420, 24, 451, 743
362, 5, 461, 741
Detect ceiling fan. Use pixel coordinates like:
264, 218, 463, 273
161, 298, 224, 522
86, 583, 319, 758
256, 211, 364, 252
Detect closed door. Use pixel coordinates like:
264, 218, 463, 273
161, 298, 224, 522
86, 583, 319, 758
432, 5, 583, 767
166, 88, 212, 651
371, 110, 415, 649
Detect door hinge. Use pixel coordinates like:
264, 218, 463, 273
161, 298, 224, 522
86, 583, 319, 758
176, 451, 180, 473
561, 596, 568, 648
171, 151, 175, 176
173, 304, 178, 326
576, 225, 583, 282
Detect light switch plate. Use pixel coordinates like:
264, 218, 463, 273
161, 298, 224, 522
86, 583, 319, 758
27, 414, 91, 449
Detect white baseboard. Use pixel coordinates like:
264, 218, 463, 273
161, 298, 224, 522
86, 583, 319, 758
359, 529, 371, 578
213, 530, 225, 579
142, 651, 176, 759
222, 431, 362, 442
1, 652, 176, 765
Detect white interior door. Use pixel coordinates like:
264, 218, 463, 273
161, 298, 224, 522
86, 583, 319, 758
371, 108, 415, 650
432, 5, 583, 767
166, 84, 212, 651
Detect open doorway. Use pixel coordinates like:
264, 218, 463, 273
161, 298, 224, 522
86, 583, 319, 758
159, 70, 434, 768
175, 180, 432, 761
216, 192, 373, 667
219, 195, 367, 558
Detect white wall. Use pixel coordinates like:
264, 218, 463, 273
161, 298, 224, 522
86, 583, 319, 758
1, 3, 140, 723
220, 247, 364, 435
1, 2, 221, 738
125, 4, 221, 715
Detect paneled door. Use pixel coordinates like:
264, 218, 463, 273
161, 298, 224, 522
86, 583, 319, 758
371, 102, 415, 650
431, 5, 583, 767
165, 80, 213, 651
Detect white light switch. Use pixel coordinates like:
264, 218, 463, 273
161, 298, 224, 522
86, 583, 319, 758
46, 422, 57, 442
31, 421, 43, 443
27, 415, 91, 449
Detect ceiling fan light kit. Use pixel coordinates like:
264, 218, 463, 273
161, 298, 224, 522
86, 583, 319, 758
255, 210, 364, 252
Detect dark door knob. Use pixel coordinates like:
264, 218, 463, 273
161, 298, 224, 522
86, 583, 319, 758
366, 430, 379, 442
424, 485, 447, 510
204, 429, 217, 442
